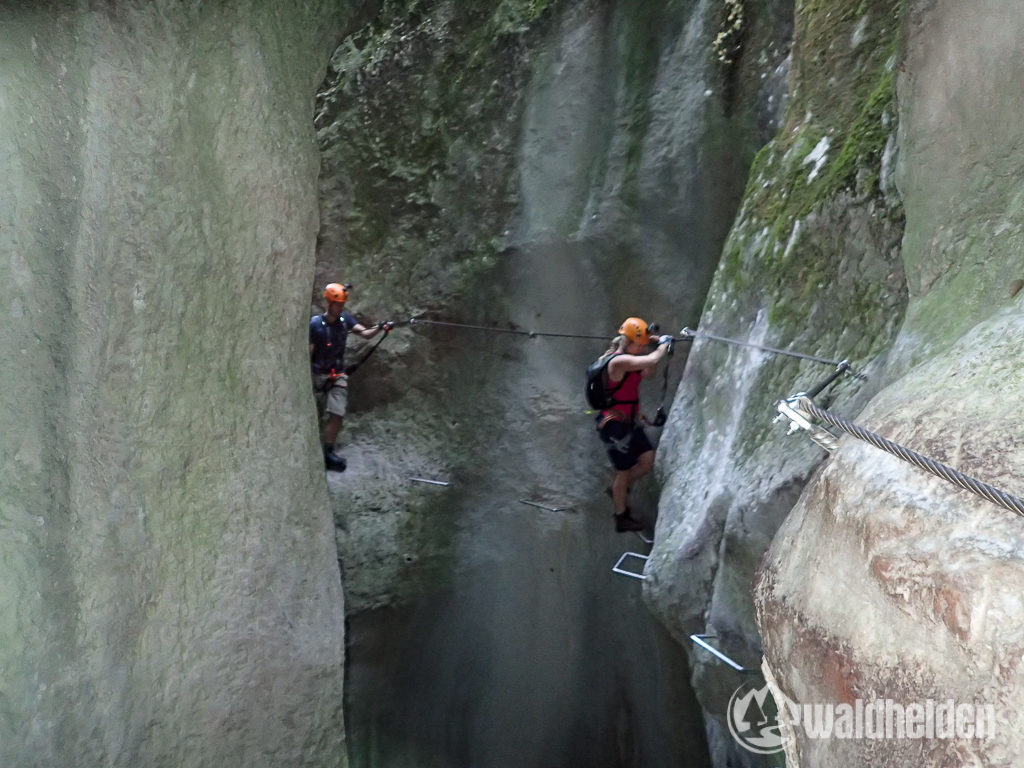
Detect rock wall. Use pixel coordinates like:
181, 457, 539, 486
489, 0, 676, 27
0, 3, 349, 766
316, 0, 793, 624
643, 0, 908, 764
754, 1, 1024, 766
13, 1, 1011, 767
314, 0, 793, 766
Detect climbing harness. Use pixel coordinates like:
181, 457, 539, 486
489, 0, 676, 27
776, 367, 1024, 517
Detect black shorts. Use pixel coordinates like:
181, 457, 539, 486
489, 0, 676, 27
597, 418, 654, 471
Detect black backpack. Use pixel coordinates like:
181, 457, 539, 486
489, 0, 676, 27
585, 353, 637, 410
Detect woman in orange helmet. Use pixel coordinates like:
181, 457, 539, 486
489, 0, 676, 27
310, 282, 392, 472
596, 317, 674, 531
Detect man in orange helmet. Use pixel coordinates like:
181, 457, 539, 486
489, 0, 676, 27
595, 317, 674, 531
310, 282, 392, 472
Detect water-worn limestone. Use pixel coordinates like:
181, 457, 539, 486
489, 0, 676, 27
0, 3, 348, 766
752, 2, 1024, 765
315, 1, 792, 766
643, 0, 907, 764
757, 310, 1024, 767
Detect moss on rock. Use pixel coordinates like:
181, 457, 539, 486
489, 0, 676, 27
715, 0, 905, 340
647, 1, 910, 744
315, 1, 556, 320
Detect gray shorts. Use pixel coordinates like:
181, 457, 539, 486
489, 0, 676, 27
313, 373, 349, 416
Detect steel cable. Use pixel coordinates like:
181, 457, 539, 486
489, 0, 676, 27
800, 399, 1024, 517
408, 317, 609, 340
413, 315, 1018, 515
681, 328, 867, 378
409, 318, 865, 377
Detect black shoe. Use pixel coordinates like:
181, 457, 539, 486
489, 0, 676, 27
614, 509, 645, 532
323, 445, 347, 472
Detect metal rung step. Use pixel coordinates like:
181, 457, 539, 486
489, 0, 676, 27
612, 551, 649, 580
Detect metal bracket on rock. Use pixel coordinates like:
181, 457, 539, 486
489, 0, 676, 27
612, 529, 654, 580
774, 394, 840, 453
611, 551, 649, 580
518, 499, 572, 513
689, 634, 761, 674
409, 477, 452, 487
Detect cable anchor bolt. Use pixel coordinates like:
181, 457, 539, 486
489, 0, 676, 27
774, 394, 840, 453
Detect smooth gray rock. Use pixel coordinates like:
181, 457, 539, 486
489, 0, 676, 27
643, 0, 907, 764
315, 1, 793, 766
754, 2, 1024, 765
0, 3, 349, 766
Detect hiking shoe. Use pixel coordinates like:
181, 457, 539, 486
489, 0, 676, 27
614, 510, 645, 532
323, 446, 347, 472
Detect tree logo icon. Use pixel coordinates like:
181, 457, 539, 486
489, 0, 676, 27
727, 680, 784, 754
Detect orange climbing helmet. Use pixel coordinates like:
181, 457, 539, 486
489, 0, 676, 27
324, 282, 350, 303
619, 317, 652, 346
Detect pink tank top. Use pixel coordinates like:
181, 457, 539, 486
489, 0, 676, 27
605, 366, 641, 421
